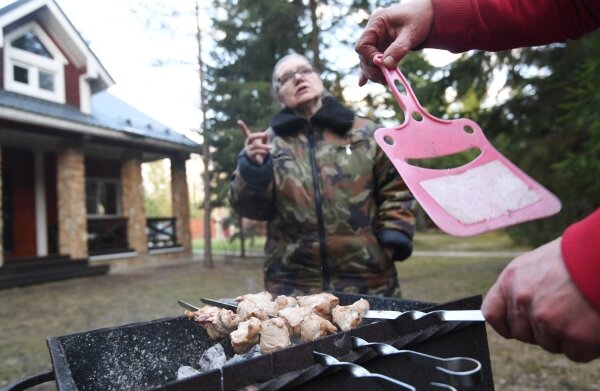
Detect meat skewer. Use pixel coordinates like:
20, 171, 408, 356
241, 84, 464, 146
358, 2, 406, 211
183, 293, 369, 354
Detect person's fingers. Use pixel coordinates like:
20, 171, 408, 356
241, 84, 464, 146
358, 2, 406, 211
358, 70, 368, 87
506, 289, 536, 344
247, 150, 267, 165
381, 32, 412, 68
562, 341, 600, 363
530, 320, 562, 354
482, 280, 512, 339
245, 133, 263, 146
237, 119, 252, 138
355, 29, 383, 71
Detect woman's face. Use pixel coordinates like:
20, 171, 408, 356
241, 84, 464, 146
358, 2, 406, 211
275, 56, 323, 111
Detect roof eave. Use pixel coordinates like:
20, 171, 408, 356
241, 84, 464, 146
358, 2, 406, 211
0, 105, 202, 154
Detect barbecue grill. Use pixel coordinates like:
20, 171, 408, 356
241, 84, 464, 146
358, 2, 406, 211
2, 293, 494, 390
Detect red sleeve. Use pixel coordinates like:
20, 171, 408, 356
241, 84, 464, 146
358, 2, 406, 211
562, 209, 600, 313
425, 0, 600, 53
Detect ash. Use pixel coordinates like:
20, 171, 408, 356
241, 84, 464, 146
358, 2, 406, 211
177, 344, 262, 377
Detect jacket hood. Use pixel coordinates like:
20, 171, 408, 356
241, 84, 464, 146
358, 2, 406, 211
271, 96, 355, 137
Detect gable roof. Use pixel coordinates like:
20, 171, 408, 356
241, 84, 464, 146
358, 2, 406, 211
0, 0, 114, 91
0, 0, 200, 152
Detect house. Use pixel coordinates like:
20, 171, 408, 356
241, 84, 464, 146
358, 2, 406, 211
0, 0, 201, 288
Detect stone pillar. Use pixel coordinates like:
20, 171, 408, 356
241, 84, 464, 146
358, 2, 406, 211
57, 146, 87, 259
121, 157, 147, 254
0, 146, 3, 267
171, 156, 191, 251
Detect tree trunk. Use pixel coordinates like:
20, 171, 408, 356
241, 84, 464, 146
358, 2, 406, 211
196, 0, 213, 268
308, 0, 322, 69
238, 214, 246, 258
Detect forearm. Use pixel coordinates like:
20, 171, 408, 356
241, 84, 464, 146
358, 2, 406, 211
425, 0, 600, 53
373, 149, 415, 236
561, 208, 600, 313
228, 153, 275, 221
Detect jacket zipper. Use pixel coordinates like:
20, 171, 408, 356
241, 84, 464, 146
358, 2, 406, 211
308, 126, 330, 291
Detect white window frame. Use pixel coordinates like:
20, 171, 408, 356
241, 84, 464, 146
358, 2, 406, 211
4, 21, 67, 103
86, 177, 122, 218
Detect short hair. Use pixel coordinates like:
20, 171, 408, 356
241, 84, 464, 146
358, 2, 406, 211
271, 53, 311, 100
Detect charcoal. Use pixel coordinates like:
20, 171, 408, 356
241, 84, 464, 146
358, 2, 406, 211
198, 344, 227, 371
176, 366, 200, 380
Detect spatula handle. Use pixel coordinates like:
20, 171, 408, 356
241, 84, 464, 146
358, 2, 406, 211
374, 54, 429, 125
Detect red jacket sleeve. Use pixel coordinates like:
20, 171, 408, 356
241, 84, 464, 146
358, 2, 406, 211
562, 209, 600, 313
425, 0, 600, 53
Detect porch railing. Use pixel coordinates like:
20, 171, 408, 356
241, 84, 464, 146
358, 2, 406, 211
87, 217, 129, 255
147, 217, 177, 249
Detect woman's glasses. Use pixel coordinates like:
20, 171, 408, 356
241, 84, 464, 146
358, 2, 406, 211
277, 65, 315, 86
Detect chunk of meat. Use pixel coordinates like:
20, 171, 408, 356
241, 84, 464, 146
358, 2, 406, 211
259, 317, 291, 354
275, 295, 298, 310
332, 298, 370, 331
235, 291, 273, 303
300, 313, 337, 341
237, 298, 279, 321
230, 317, 262, 354
297, 293, 340, 318
278, 306, 312, 337
235, 291, 279, 321
184, 306, 240, 341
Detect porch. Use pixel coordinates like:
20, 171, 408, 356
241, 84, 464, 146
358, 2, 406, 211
0, 135, 195, 288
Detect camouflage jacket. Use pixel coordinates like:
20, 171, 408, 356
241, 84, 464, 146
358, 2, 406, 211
228, 97, 415, 296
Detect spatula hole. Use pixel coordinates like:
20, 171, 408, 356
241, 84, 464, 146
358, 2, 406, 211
394, 80, 407, 96
464, 125, 475, 134
383, 135, 395, 146
406, 148, 482, 169
411, 112, 423, 122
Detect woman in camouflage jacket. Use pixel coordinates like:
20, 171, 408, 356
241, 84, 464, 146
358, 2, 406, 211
228, 53, 415, 296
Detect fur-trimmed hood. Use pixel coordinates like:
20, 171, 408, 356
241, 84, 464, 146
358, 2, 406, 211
270, 96, 355, 137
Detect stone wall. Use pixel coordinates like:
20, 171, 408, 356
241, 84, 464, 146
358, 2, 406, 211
57, 146, 87, 259
121, 157, 147, 253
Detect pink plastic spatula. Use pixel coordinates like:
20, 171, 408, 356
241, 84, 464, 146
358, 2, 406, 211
372, 55, 561, 236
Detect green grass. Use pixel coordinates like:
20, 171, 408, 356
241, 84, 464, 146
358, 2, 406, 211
192, 237, 266, 253
193, 230, 531, 254
412, 230, 532, 252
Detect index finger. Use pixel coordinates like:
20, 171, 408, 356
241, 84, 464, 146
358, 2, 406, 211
236, 119, 252, 138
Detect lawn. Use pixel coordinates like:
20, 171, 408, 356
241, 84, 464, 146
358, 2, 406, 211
1, 231, 599, 390
192, 230, 528, 254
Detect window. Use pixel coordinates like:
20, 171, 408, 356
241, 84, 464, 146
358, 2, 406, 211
13, 65, 28, 84
11, 31, 53, 58
86, 179, 121, 216
3, 22, 66, 103
39, 70, 55, 91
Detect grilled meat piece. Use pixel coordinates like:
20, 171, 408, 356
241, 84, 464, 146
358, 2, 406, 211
235, 291, 273, 303
236, 291, 279, 321
259, 317, 291, 354
230, 316, 262, 354
275, 295, 298, 310
332, 298, 370, 331
300, 313, 337, 341
297, 293, 340, 318
278, 306, 312, 337
184, 306, 241, 341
